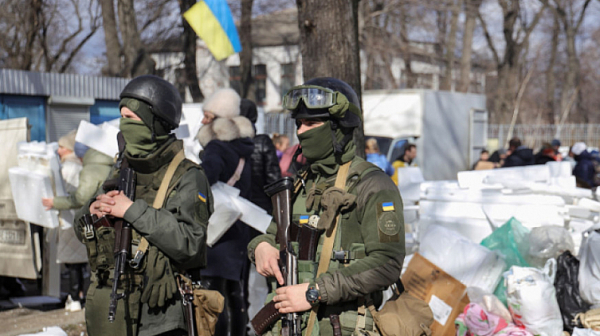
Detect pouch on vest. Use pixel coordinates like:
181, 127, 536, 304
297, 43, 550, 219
367, 281, 433, 336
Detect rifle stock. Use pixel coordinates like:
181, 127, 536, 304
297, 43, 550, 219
252, 177, 301, 336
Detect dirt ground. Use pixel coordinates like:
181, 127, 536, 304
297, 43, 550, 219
0, 307, 86, 336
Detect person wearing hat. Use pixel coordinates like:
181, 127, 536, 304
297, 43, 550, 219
76, 75, 212, 336
195, 88, 255, 336
42, 129, 114, 305
249, 77, 408, 335
572, 142, 597, 188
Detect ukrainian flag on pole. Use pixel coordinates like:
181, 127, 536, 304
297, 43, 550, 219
183, 0, 242, 61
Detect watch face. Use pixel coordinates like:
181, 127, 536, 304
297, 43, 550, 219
307, 289, 319, 302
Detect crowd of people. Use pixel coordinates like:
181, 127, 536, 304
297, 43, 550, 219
472, 137, 600, 189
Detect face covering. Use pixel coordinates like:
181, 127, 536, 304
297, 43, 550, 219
297, 121, 355, 174
119, 118, 169, 157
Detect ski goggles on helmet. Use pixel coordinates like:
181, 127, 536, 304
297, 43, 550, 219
283, 85, 339, 110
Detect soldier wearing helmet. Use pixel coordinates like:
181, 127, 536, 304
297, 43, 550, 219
248, 77, 406, 335
76, 75, 213, 336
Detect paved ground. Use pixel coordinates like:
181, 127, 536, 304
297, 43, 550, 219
0, 307, 86, 336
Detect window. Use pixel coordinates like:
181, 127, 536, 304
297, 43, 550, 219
228, 64, 267, 105
254, 64, 267, 105
281, 63, 295, 97
229, 66, 242, 95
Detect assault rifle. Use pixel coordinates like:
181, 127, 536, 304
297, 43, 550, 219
107, 134, 137, 322
251, 177, 300, 336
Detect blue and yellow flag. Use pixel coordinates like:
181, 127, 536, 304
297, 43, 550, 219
183, 0, 242, 61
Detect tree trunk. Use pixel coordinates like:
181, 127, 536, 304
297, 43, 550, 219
239, 0, 254, 99
546, 16, 559, 124
117, 0, 155, 77
296, 0, 364, 158
561, 28, 579, 122
441, 0, 460, 91
458, 0, 481, 92
179, 0, 204, 102
23, 0, 42, 70
399, 0, 415, 88
100, 0, 121, 76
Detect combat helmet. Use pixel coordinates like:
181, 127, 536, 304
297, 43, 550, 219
283, 77, 361, 153
120, 75, 182, 130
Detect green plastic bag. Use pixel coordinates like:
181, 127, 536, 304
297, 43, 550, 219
480, 217, 530, 305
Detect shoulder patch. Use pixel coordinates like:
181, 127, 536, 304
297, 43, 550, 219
198, 192, 206, 202
382, 202, 395, 212
376, 201, 401, 242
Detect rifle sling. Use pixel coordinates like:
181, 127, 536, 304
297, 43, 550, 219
133, 150, 186, 262
305, 161, 352, 336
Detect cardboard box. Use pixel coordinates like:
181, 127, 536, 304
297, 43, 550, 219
401, 252, 470, 336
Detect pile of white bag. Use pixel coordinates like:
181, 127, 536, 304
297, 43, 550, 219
399, 161, 600, 336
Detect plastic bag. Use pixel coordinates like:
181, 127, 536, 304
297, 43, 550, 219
555, 250, 590, 332
579, 231, 600, 308
419, 225, 506, 293
528, 226, 575, 268
572, 328, 600, 336
467, 287, 512, 323
480, 218, 530, 305
505, 259, 563, 336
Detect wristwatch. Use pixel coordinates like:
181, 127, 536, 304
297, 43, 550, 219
305, 282, 321, 306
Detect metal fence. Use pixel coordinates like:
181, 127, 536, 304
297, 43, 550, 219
488, 124, 600, 150
260, 114, 600, 151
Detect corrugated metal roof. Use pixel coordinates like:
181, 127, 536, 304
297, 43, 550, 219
0, 69, 130, 100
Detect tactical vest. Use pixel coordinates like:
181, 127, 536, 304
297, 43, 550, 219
270, 158, 382, 335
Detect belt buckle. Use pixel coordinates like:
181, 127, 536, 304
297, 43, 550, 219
332, 250, 350, 263
84, 225, 95, 240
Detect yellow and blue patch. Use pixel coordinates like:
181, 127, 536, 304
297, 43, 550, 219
299, 215, 309, 224
382, 202, 395, 212
198, 192, 207, 203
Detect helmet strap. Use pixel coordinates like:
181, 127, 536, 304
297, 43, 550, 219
150, 114, 156, 142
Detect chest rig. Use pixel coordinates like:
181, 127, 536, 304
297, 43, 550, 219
81, 148, 199, 282
286, 159, 380, 282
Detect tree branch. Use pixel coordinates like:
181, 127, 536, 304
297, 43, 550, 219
477, 11, 500, 65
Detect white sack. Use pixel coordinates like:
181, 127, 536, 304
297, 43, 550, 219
505, 259, 563, 336
9, 167, 59, 228
579, 231, 600, 308
419, 225, 505, 293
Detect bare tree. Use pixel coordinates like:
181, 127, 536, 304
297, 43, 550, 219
117, 0, 156, 77
100, 0, 121, 76
239, 0, 255, 99
440, 0, 460, 91
458, 0, 483, 92
297, 0, 365, 157
179, 0, 204, 102
479, 0, 547, 123
0, 0, 101, 73
541, 0, 592, 123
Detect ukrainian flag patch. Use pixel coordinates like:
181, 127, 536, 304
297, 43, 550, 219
299, 215, 309, 224
198, 192, 206, 203
382, 202, 395, 212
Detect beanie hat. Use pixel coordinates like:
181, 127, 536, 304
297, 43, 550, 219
58, 129, 77, 151
203, 88, 241, 119
551, 139, 561, 147
240, 98, 258, 124
119, 97, 170, 136
572, 142, 587, 156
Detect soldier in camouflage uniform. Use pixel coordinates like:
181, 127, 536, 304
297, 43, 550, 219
75, 75, 212, 336
248, 77, 405, 336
